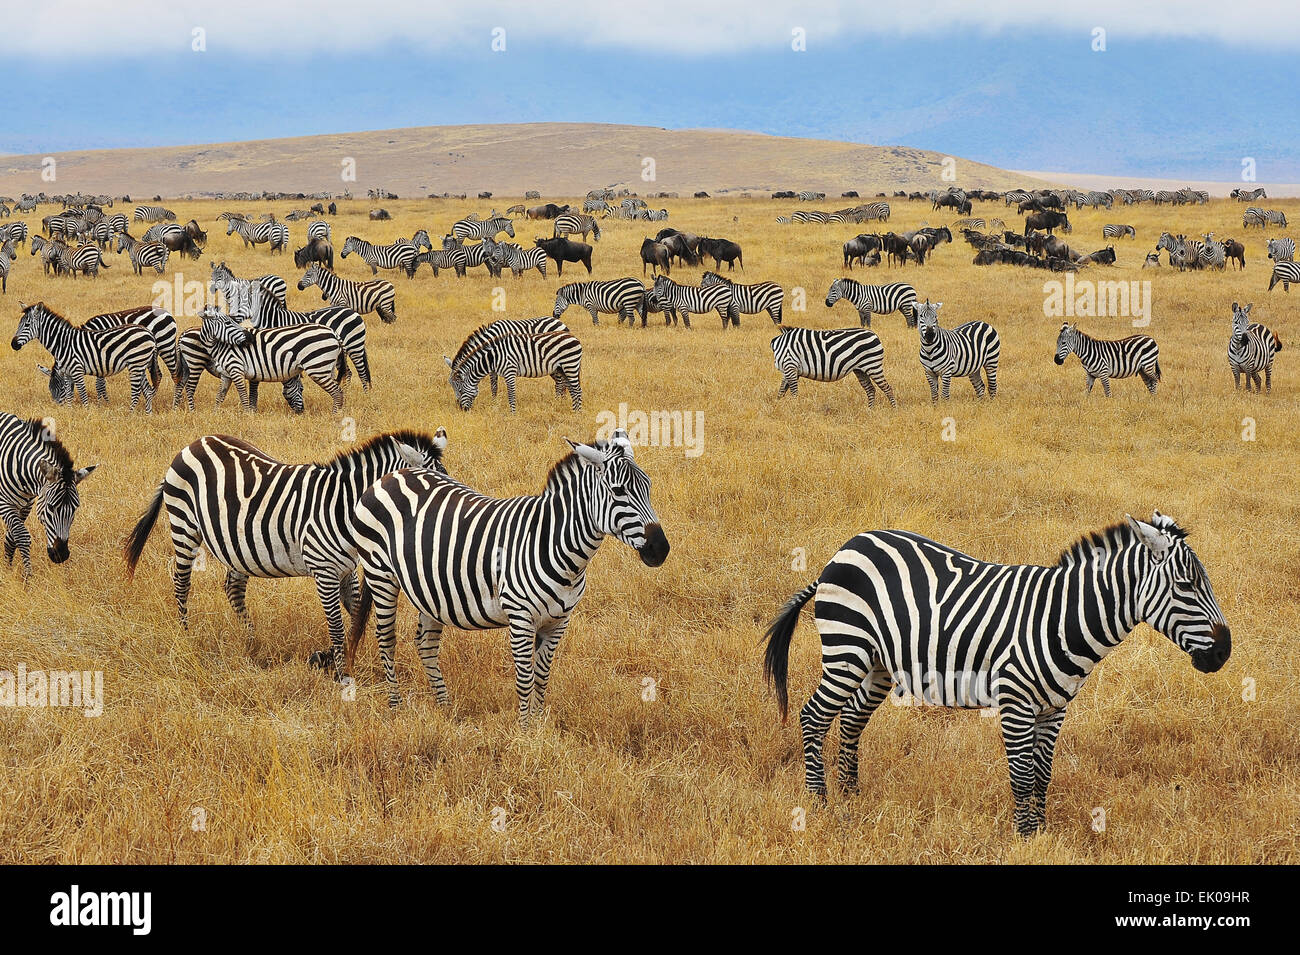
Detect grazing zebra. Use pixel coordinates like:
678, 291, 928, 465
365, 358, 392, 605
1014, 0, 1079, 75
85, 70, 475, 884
0, 413, 96, 575
451, 215, 515, 241
1227, 302, 1281, 393
448, 317, 569, 399
651, 275, 732, 328
1267, 261, 1300, 292
914, 301, 999, 401
31, 238, 110, 278
1126, 189, 1155, 204
122, 429, 448, 676
80, 305, 182, 404
583, 198, 610, 214
1243, 207, 1287, 229
0, 240, 11, 293
416, 247, 469, 277
114, 233, 169, 274
553, 278, 647, 326
796, 191, 825, 202
1267, 237, 1295, 262
340, 236, 419, 278
12, 302, 158, 411
174, 327, 303, 414
554, 213, 602, 241
1054, 322, 1161, 395
1154, 190, 1182, 205
490, 241, 548, 278
1232, 187, 1267, 201
770, 325, 897, 405
194, 308, 345, 413
297, 263, 396, 324
133, 205, 175, 223
1103, 224, 1136, 240
858, 201, 891, 222
345, 430, 669, 718
445, 330, 582, 412
701, 271, 783, 325
308, 220, 332, 243
143, 223, 183, 244
824, 278, 918, 328
762, 511, 1230, 835
441, 234, 501, 276
225, 216, 281, 250
240, 292, 371, 390
209, 261, 288, 315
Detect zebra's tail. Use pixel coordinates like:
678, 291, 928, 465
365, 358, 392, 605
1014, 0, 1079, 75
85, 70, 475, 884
763, 580, 819, 723
344, 575, 374, 675
148, 353, 161, 389
123, 483, 165, 578
1273, 332, 1284, 352
1154, 359, 1162, 380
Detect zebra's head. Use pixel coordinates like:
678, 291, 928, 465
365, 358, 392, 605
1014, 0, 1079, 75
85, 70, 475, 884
443, 353, 484, 411
502, 220, 515, 238
1126, 512, 1230, 673
1231, 302, 1253, 344
199, 308, 251, 347
340, 237, 359, 258
36, 362, 74, 404
12, 301, 53, 351
297, 262, 323, 292
565, 431, 669, 567
915, 300, 943, 345
1053, 322, 1077, 364
824, 279, 844, 307
553, 284, 577, 318
31, 424, 96, 564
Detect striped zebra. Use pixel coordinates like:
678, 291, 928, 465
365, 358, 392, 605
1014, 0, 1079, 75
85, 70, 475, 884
1232, 188, 1267, 201
143, 223, 182, 244
1198, 233, 1227, 270
133, 205, 175, 223
1243, 207, 1287, 229
193, 308, 345, 413
583, 198, 610, 214
770, 325, 896, 405
340, 236, 419, 278
80, 305, 182, 405
448, 317, 569, 400
30, 238, 110, 278
416, 247, 469, 277
1156, 232, 1203, 271
1, 222, 29, 247
554, 278, 647, 326
651, 275, 732, 329
209, 261, 288, 315
0, 239, 12, 293
297, 263, 396, 325
225, 216, 280, 250
1003, 190, 1032, 206
175, 327, 303, 414
1154, 190, 1183, 205
451, 215, 515, 241
345, 430, 669, 718
488, 240, 548, 278
915, 301, 999, 401
1054, 322, 1161, 395
1267, 261, 1300, 292
1267, 237, 1295, 262
762, 511, 1230, 834
796, 191, 825, 201
113, 233, 169, 274
308, 220, 332, 243
701, 271, 783, 325
122, 429, 447, 675
858, 201, 891, 222
12, 302, 158, 411
1126, 189, 1155, 204
554, 213, 602, 241
1227, 302, 1281, 393
240, 291, 371, 390
0, 413, 96, 574
1103, 224, 1136, 240
825, 278, 918, 328
445, 330, 582, 412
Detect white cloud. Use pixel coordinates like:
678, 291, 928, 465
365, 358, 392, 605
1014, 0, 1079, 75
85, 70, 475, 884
4, 0, 1296, 56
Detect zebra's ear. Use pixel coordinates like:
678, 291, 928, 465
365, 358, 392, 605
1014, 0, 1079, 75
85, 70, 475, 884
395, 443, 425, 467
1244, 303, 1253, 314
443, 356, 453, 368
36, 364, 51, 377
74, 465, 97, 484
37, 459, 58, 482
565, 438, 608, 467
1126, 513, 1172, 560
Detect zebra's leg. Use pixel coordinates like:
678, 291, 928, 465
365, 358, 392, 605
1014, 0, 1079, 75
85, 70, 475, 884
552, 371, 566, 398
778, 367, 798, 397
231, 373, 252, 411
309, 368, 344, 413
985, 360, 998, 398
530, 616, 571, 713
223, 569, 253, 638
283, 376, 305, 413
95, 377, 108, 402
854, 370, 877, 407
0, 505, 33, 577
568, 372, 582, 412
168, 524, 202, 629
413, 612, 448, 704
968, 371, 986, 399
1030, 708, 1067, 833
507, 613, 539, 725
1084, 373, 1095, 394
1265, 363, 1273, 393
71, 370, 90, 406
491, 372, 499, 397
1232, 368, 1241, 391
924, 367, 940, 403
800, 655, 870, 797
836, 667, 892, 792
859, 308, 872, 327
504, 372, 518, 413
311, 572, 347, 680
941, 374, 953, 400
367, 573, 403, 707
997, 699, 1041, 838
681, 310, 691, 329
873, 372, 898, 408
1100, 375, 1112, 397
587, 306, 600, 326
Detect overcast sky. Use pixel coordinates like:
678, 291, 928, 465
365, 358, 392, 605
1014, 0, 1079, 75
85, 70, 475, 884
5, 1, 1295, 180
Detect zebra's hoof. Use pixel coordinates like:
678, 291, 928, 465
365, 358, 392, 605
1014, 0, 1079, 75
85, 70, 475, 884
306, 650, 332, 670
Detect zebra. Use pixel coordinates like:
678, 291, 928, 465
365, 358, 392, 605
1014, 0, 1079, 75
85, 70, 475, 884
762, 511, 1230, 835
0, 240, 11, 293
554, 278, 647, 326
225, 216, 282, 250
340, 236, 419, 278
122, 429, 448, 677
554, 213, 602, 242
308, 220, 332, 243
1127, 189, 1155, 204
133, 205, 175, 223
1, 222, 29, 247
441, 235, 501, 277
193, 308, 345, 413
651, 275, 732, 329
914, 300, 999, 401
415, 247, 469, 277
1003, 190, 1032, 206
448, 317, 570, 399
1232, 188, 1267, 201
1157, 231, 1203, 271
30, 238, 110, 278
0, 413, 96, 575
1054, 322, 1161, 395
1103, 224, 1136, 240
583, 198, 610, 214
1267, 237, 1295, 262
770, 325, 896, 405
445, 330, 582, 413
209, 261, 288, 314
143, 223, 183, 244
345, 430, 669, 719
824, 278, 918, 328
80, 305, 182, 405
113, 233, 169, 274
796, 191, 824, 201
1154, 190, 1183, 205
1244, 207, 1287, 229
13, 302, 158, 411
241, 291, 371, 390
1227, 302, 1281, 393
297, 263, 396, 325
451, 215, 515, 241
490, 241, 548, 278
174, 327, 303, 413
858, 201, 891, 222
1198, 233, 1227, 270
700, 271, 783, 325
1267, 261, 1300, 292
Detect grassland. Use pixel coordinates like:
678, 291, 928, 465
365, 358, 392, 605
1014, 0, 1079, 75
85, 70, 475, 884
0, 193, 1296, 864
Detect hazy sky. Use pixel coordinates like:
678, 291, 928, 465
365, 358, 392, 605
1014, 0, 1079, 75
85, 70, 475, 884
5, 1, 1296, 180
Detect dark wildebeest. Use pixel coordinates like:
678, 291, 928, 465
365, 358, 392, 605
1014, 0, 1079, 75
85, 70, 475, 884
328, 202, 337, 215
881, 232, 913, 266
369, 209, 391, 221
640, 238, 671, 276
843, 234, 883, 269
534, 236, 592, 275
526, 203, 569, 220
159, 231, 203, 260
1079, 246, 1116, 266
310, 202, 325, 215
1042, 235, 1077, 261
658, 233, 697, 267
182, 219, 207, 246
698, 237, 742, 271
1025, 211, 1071, 236
294, 237, 334, 270
1222, 238, 1246, 270
1017, 197, 1047, 214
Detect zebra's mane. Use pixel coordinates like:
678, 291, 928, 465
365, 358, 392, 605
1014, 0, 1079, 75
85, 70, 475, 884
23, 301, 67, 324
322, 429, 446, 472
451, 324, 502, 367
22, 418, 75, 481
1056, 518, 1188, 567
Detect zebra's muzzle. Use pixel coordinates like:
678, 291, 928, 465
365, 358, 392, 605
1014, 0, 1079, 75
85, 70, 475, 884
1053, 354, 1065, 365
47, 540, 69, 564
638, 523, 669, 567
1191, 624, 1231, 673
10, 337, 22, 351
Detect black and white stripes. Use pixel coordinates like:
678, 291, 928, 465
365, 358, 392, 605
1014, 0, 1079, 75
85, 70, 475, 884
0, 413, 95, 573
825, 278, 918, 328
1227, 302, 1282, 393
1054, 322, 1161, 395
770, 325, 896, 405
914, 300, 999, 401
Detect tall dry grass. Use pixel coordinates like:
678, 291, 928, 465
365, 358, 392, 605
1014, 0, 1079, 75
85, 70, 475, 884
0, 195, 1296, 863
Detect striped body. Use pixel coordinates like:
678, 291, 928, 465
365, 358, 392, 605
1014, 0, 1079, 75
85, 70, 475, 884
489, 241, 548, 278
297, 263, 396, 324
114, 233, 169, 274
1054, 322, 1160, 395
825, 278, 917, 327
451, 216, 515, 241
554, 214, 601, 241
1102, 224, 1136, 240
1228, 303, 1281, 392
652, 275, 732, 328
0, 413, 95, 575
1267, 237, 1294, 262
554, 278, 646, 325
197, 310, 345, 413
340, 236, 417, 277
1269, 261, 1300, 291
134, 205, 175, 222
447, 331, 582, 412
770, 325, 896, 406
701, 271, 783, 325
81, 305, 181, 404
915, 301, 1000, 401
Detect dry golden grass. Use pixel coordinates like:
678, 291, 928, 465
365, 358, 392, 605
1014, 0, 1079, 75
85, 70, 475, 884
0, 195, 1297, 864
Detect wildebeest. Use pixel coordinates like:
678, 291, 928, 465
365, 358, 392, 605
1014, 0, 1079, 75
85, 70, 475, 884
527, 203, 570, 220
640, 238, 671, 276
182, 219, 207, 246
1222, 238, 1246, 270
327, 202, 337, 215
310, 202, 325, 215
294, 237, 334, 270
157, 230, 203, 260
697, 237, 742, 270
1025, 211, 1071, 235
1143, 251, 1161, 268
1080, 246, 1116, 266
843, 234, 883, 269
657, 233, 698, 267
533, 236, 593, 275
369, 209, 391, 221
